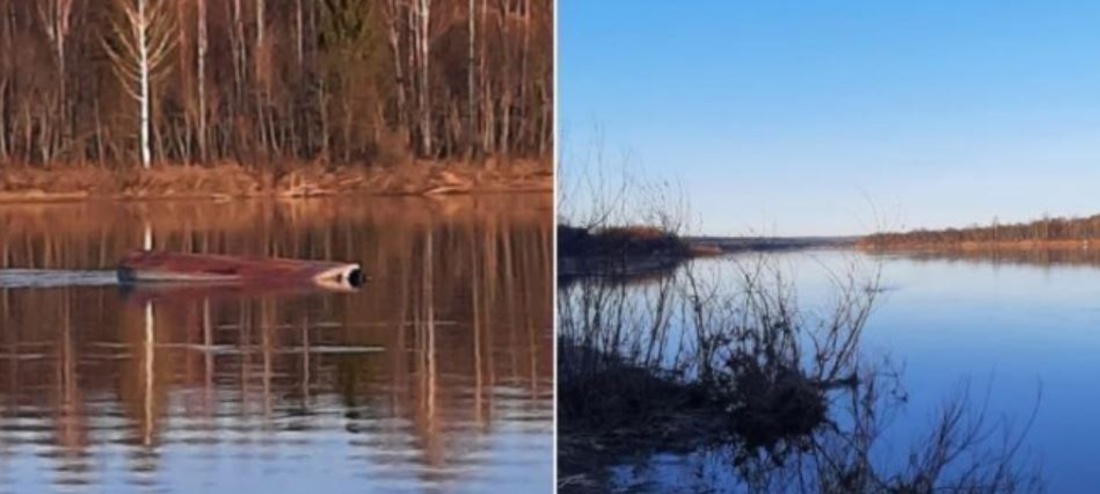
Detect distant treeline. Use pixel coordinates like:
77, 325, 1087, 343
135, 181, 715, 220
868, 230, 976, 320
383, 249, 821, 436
863, 214, 1100, 247
0, 0, 551, 168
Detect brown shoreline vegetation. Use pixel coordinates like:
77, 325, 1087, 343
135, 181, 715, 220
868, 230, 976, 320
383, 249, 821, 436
0, 158, 551, 203
860, 213, 1100, 252
556, 223, 721, 283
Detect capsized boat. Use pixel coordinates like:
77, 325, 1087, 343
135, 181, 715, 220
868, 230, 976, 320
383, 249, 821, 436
117, 250, 366, 290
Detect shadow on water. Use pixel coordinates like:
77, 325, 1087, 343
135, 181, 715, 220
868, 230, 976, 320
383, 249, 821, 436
558, 253, 1042, 493
0, 195, 552, 492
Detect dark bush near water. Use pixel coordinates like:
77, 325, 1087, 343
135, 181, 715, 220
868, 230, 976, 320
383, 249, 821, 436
558, 224, 689, 258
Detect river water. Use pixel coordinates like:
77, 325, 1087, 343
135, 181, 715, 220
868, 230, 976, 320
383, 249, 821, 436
593, 248, 1097, 493
0, 196, 553, 493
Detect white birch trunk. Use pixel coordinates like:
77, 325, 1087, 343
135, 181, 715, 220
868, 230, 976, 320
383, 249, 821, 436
295, 0, 303, 67
105, 0, 177, 169
138, 0, 150, 168
467, 0, 475, 156
198, 0, 207, 162
415, 0, 432, 156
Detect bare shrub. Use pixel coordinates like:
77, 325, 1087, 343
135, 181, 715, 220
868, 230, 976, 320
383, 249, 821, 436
557, 139, 1041, 493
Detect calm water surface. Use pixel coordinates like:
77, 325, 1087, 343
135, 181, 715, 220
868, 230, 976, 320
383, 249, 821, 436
0, 197, 553, 493
606, 249, 1100, 493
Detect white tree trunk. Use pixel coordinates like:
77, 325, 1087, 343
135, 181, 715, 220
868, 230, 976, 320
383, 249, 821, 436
234, 0, 245, 95
256, 0, 264, 46
295, 0, 303, 66
198, 0, 207, 162
384, 0, 408, 131
138, 0, 150, 168
467, 0, 475, 156
415, 0, 432, 156
106, 0, 176, 169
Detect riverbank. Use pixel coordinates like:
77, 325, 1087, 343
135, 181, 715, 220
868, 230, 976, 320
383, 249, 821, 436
557, 344, 727, 492
557, 224, 722, 283
858, 238, 1096, 252
0, 159, 551, 203
558, 340, 849, 493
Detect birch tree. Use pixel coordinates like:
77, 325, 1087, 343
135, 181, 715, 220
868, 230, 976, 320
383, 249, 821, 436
467, 0, 476, 157
0, 0, 551, 168
37, 0, 75, 161
196, 0, 207, 162
255, 0, 272, 156
412, 0, 431, 156
105, 0, 176, 169
383, 0, 409, 132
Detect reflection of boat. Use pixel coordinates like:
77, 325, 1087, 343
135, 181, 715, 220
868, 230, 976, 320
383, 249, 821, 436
118, 279, 358, 306
117, 250, 366, 290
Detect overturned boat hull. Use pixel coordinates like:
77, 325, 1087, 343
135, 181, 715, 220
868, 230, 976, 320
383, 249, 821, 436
117, 250, 365, 290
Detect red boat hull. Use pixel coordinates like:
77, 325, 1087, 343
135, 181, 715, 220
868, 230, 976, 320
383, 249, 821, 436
117, 250, 365, 290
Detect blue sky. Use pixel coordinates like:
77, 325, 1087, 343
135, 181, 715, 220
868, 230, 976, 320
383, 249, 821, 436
559, 1, 1100, 236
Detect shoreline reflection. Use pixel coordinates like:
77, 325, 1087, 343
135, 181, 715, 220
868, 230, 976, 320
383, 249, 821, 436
0, 196, 552, 492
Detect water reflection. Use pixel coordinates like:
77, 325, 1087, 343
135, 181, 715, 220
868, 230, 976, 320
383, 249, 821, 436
874, 246, 1100, 269
0, 196, 552, 493
559, 251, 1042, 493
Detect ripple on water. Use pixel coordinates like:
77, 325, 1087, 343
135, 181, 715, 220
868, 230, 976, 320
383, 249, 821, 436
0, 269, 118, 288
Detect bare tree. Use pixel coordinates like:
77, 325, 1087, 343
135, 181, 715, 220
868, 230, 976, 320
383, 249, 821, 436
383, 0, 409, 134
0, 0, 551, 169
413, 0, 431, 156
467, 0, 476, 157
37, 0, 75, 161
105, 0, 177, 169
196, 0, 207, 162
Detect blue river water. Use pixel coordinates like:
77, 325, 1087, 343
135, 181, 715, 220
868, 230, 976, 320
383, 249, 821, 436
606, 249, 1098, 493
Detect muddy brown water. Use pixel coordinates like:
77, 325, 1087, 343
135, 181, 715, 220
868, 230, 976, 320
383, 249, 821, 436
0, 196, 553, 493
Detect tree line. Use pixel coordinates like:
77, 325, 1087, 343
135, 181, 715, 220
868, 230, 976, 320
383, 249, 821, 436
0, 0, 552, 169
863, 214, 1100, 246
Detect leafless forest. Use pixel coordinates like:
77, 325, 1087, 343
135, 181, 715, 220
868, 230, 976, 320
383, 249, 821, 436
0, 0, 551, 169
862, 213, 1100, 248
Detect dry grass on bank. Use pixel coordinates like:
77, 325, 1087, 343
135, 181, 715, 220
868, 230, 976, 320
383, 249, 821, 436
0, 158, 552, 203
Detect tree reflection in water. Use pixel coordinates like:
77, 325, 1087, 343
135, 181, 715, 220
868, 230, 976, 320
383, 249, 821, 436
559, 254, 1041, 493
0, 196, 552, 492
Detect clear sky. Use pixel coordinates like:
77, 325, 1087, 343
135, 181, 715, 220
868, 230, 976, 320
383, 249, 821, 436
559, 1, 1100, 237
